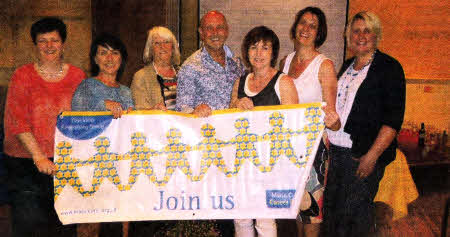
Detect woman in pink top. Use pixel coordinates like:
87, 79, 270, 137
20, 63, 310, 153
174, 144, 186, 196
3, 17, 85, 236
280, 7, 340, 237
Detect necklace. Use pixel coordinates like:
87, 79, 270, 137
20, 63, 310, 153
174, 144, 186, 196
296, 52, 317, 63
353, 51, 375, 71
153, 62, 175, 78
250, 69, 275, 92
337, 52, 375, 111
37, 62, 64, 79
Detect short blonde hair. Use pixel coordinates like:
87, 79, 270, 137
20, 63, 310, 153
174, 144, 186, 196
345, 11, 382, 47
143, 26, 181, 66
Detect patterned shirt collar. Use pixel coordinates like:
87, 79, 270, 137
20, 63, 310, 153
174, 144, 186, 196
200, 45, 236, 70
175, 45, 244, 112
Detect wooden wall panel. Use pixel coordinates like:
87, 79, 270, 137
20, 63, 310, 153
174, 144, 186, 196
16, 0, 90, 17
349, 1, 450, 131
0, 14, 15, 68
14, 18, 37, 67
348, 0, 449, 80
65, 18, 93, 71
180, 0, 199, 62
92, 0, 168, 86
404, 82, 449, 131
0, 0, 92, 127
2, 0, 91, 72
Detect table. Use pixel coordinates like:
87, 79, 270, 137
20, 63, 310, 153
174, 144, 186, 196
398, 141, 450, 166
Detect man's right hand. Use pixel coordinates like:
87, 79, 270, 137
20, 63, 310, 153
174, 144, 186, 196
193, 104, 212, 117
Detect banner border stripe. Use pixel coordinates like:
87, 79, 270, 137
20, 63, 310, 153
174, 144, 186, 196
59, 103, 324, 117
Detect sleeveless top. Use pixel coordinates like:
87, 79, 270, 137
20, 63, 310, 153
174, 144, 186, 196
282, 52, 328, 103
156, 74, 177, 110
154, 63, 178, 111
237, 71, 283, 106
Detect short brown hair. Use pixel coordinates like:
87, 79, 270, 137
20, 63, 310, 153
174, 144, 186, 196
242, 26, 280, 68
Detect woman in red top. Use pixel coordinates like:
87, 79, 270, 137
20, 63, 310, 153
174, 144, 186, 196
3, 17, 85, 236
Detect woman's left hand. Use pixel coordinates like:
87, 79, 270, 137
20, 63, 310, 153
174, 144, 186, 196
105, 100, 123, 119
153, 102, 167, 111
236, 97, 254, 110
354, 153, 377, 179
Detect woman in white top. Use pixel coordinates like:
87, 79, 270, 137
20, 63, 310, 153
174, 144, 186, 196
280, 6, 340, 237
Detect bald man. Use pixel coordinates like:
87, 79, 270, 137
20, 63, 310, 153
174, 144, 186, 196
175, 11, 244, 117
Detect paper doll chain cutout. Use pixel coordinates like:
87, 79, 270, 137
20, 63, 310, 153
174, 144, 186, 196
54, 109, 323, 199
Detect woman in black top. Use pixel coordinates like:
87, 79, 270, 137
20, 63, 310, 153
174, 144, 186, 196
229, 26, 298, 237
323, 12, 405, 237
230, 26, 298, 109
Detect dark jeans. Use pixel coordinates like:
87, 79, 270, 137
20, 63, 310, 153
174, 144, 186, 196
322, 144, 386, 237
4, 155, 75, 237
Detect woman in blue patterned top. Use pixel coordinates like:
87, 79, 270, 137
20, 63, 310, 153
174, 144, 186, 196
72, 33, 134, 118
71, 33, 133, 237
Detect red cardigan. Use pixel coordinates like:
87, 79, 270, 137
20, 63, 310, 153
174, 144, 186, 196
3, 63, 86, 158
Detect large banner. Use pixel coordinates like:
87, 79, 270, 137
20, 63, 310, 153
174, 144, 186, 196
54, 103, 324, 224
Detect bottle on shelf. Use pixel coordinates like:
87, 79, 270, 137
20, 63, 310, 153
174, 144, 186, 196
436, 133, 441, 151
442, 130, 448, 151
418, 123, 426, 147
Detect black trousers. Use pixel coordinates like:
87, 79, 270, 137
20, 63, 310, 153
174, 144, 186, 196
4, 155, 75, 237
322, 144, 386, 237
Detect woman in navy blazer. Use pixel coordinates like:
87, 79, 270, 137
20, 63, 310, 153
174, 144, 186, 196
322, 12, 405, 237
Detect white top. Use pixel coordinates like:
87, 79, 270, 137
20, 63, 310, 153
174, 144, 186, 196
327, 61, 372, 148
282, 52, 328, 103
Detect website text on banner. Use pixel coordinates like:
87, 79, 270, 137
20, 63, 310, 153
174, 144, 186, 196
53, 103, 324, 224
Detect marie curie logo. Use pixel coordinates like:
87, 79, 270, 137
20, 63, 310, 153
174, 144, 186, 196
266, 189, 296, 208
